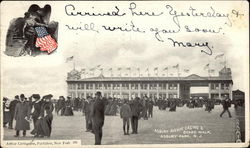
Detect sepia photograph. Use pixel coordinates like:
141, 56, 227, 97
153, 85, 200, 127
0, 1, 249, 147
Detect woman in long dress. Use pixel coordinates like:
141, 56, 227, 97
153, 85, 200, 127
64, 97, 74, 116
3, 98, 11, 127
31, 94, 54, 137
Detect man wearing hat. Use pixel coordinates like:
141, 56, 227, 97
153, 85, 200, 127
9, 95, 19, 129
14, 94, 31, 137
220, 95, 232, 118
91, 91, 105, 145
130, 97, 142, 134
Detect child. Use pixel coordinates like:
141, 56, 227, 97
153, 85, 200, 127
23, 11, 57, 55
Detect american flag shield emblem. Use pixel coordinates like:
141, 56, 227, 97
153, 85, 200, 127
35, 27, 57, 54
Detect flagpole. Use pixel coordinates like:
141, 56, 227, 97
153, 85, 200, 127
225, 55, 227, 68
73, 61, 75, 70
177, 67, 179, 78
147, 68, 149, 77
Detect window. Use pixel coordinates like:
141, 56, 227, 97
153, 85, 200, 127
224, 83, 229, 90
72, 84, 76, 90
140, 83, 148, 90
221, 83, 225, 90
113, 83, 120, 90
81, 84, 84, 89
211, 83, 219, 90
131, 83, 138, 90
122, 83, 129, 90
107, 84, 111, 90
150, 83, 157, 90
159, 83, 166, 90
162, 83, 166, 90
96, 83, 102, 90
86, 83, 93, 90
169, 83, 177, 90
169, 93, 177, 98
103, 83, 107, 90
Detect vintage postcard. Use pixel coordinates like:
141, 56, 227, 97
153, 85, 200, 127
0, 0, 249, 147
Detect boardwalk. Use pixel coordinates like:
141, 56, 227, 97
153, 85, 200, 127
4, 105, 236, 145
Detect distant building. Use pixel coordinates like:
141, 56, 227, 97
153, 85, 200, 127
66, 67, 233, 100
233, 89, 245, 101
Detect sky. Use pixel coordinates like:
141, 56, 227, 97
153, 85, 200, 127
1, 1, 249, 99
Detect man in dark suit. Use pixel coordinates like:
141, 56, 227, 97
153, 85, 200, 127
148, 98, 154, 118
91, 92, 105, 145
130, 97, 142, 134
220, 97, 232, 118
9, 95, 19, 129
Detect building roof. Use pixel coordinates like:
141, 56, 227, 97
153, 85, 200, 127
67, 74, 233, 83
232, 89, 245, 94
220, 67, 232, 73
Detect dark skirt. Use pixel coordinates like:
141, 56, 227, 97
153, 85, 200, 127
64, 107, 74, 116
4, 111, 11, 123
31, 114, 53, 137
104, 104, 111, 115
109, 104, 117, 115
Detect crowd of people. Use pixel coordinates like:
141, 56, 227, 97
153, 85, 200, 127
3, 94, 54, 138
3, 92, 235, 145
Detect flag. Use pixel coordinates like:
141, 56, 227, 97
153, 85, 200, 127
173, 64, 179, 69
184, 69, 189, 73
215, 53, 224, 60
163, 67, 168, 71
66, 56, 74, 62
80, 68, 85, 74
89, 68, 95, 71
126, 67, 131, 70
204, 64, 209, 70
96, 65, 101, 68
154, 67, 158, 71
35, 27, 57, 54
145, 68, 149, 72
220, 61, 226, 65
118, 68, 122, 71
208, 69, 215, 73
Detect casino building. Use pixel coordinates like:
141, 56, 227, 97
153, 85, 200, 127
66, 67, 233, 100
